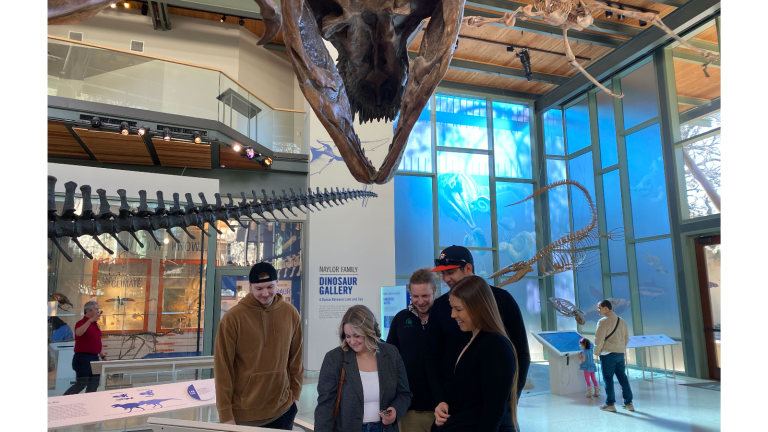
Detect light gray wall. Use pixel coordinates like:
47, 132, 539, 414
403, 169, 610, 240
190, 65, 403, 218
237, 29, 295, 109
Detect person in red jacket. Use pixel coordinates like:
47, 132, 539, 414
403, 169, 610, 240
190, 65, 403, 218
64, 301, 107, 395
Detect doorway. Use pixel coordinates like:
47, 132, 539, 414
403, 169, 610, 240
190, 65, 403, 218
694, 235, 721, 380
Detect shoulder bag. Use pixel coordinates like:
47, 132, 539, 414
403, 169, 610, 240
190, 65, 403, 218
604, 317, 622, 341
333, 367, 346, 420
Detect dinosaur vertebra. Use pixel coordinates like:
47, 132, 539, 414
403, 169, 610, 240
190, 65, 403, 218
490, 179, 623, 287
48, 176, 377, 263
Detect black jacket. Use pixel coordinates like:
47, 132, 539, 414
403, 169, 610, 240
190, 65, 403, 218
424, 286, 531, 403
386, 306, 437, 412
440, 331, 516, 432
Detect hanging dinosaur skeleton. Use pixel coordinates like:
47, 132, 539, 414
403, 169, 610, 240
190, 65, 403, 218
490, 179, 623, 287
48, 1, 718, 184
543, 297, 627, 326
48, 176, 377, 263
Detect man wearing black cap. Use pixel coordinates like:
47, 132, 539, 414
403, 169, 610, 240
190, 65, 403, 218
214, 262, 304, 429
425, 245, 530, 426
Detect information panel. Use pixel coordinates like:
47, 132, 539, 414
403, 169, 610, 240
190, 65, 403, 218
381, 286, 409, 340
533, 331, 584, 356
627, 334, 677, 348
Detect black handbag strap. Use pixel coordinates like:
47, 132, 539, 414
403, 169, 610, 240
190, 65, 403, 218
605, 317, 621, 341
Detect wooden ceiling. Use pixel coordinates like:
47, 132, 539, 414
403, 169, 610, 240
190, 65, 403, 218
108, 1, 719, 106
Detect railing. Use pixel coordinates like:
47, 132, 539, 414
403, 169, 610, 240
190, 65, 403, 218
91, 356, 215, 391
47, 36, 306, 154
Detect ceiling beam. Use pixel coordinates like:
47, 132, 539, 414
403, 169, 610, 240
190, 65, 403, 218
463, 8, 625, 47
409, 52, 567, 85
649, 0, 689, 6
465, 0, 642, 38
534, 0, 720, 114
672, 49, 719, 67
438, 81, 541, 101
687, 39, 719, 53
678, 97, 720, 124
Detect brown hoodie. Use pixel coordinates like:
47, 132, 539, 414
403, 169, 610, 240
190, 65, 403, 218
214, 292, 303, 423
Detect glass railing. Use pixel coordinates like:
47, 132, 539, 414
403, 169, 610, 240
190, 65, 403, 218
48, 36, 306, 154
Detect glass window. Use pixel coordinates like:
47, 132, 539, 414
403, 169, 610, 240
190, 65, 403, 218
680, 109, 721, 139
596, 91, 618, 168
543, 109, 565, 156
610, 275, 634, 336
492, 101, 531, 179
436, 94, 488, 150
437, 151, 491, 247
575, 259, 603, 333
501, 278, 544, 361
621, 60, 659, 130
159, 259, 204, 332
565, 98, 591, 154
634, 238, 681, 338
626, 124, 670, 239
678, 131, 721, 219
398, 99, 433, 173
547, 159, 569, 241
259, 222, 303, 312
567, 152, 597, 239
221, 275, 250, 319
602, 170, 627, 273
554, 271, 576, 331
496, 182, 536, 274
216, 221, 257, 266
470, 249, 494, 279
395, 175, 435, 276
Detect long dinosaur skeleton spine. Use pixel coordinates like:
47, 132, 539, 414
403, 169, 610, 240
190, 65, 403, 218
491, 179, 623, 287
48, 175, 377, 263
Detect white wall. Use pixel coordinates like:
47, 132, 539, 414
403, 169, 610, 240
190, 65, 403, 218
304, 42, 396, 371
237, 29, 294, 109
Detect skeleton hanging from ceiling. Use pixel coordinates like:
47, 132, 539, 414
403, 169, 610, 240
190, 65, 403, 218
48, 176, 377, 263
48, 1, 719, 184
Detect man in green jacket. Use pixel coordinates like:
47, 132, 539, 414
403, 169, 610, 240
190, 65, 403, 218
215, 262, 304, 428
594, 299, 633, 413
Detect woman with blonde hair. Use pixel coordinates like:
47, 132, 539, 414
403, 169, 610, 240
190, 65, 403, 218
434, 276, 519, 432
315, 305, 412, 432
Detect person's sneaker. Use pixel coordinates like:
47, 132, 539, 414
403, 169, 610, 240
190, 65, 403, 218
599, 404, 617, 412
623, 403, 635, 411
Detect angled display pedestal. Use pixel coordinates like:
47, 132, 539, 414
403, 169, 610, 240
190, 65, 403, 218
532, 331, 587, 396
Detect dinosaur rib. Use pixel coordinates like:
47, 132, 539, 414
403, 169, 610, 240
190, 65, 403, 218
48, 176, 378, 262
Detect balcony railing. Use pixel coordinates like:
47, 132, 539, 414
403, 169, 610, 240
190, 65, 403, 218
48, 36, 306, 154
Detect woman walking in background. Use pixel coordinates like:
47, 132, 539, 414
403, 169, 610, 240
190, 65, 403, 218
434, 276, 519, 432
315, 305, 412, 432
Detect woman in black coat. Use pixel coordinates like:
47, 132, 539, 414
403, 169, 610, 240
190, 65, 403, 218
434, 276, 519, 432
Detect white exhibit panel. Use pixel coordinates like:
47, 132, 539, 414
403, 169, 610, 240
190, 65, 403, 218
48, 379, 216, 429
381, 286, 409, 341
148, 417, 273, 432
304, 40, 396, 371
532, 331, 587, 396
627, 334, 678, 380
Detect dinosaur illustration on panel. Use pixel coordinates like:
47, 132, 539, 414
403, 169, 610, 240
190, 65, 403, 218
490, 179, 623, 287
48, 176, 377, 263
49, 1, 719, 184
111, 398, 179, 412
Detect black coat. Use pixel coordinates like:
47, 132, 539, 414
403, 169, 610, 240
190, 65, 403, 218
440, 331, 516, 432
386, 307, 437, 412
424, 286, 530, 403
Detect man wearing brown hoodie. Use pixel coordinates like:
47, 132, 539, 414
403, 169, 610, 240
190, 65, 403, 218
215, 262, 304, 429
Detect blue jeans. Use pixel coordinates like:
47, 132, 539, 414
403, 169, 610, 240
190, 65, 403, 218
362, 422, 382, 432
600, 353, 633, 406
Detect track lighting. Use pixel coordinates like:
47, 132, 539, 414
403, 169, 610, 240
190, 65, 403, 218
239, 19, 245, 26
639, 20, 647, 27
110, 3, 116, 8
617, 5, 624, 20
193, 131, 202, 144
137, 126, 147, 136
245, 147, 255, 159
124, 2, 130, 8
232, 143, 242, 152
220, 15, 226, 23
163, 128, 171, 141
120, 121, 130, 135
91, 116, 102, 128
163, 237, 169, 244
605, 10, 613, 18
260, 157, 273, 167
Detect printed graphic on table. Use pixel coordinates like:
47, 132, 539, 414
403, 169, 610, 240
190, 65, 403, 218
48, 379, 216, 429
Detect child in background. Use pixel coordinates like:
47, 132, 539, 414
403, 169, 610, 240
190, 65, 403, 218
577, 337, 599, 398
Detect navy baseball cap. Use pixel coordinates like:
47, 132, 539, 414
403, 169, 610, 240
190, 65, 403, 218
249, 261, 278, 283
431, 245, 474, 272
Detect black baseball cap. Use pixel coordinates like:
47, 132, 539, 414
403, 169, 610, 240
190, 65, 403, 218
431, 245, 474, 272
249, 262, 278, 283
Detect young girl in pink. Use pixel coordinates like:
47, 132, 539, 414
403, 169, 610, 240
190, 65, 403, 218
577, 337, 600, 398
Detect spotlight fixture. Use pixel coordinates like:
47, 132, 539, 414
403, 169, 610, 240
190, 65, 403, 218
193, 131, 202, 144
91, 116, 102, 128
639, 20, 647, 26
163, 128, 172, 141
232, 143, 242, 152
110, 3, 117, 8
260, 157, 273, 167
137, 126, 147, 136
220, 15, 226, 23
514, 48, 533, 82
245, 147, 255, 159
124, 2, 130, 8
239, 19, 245, 26
605, 10, 613, 18
163, 237, 169, 245
120, 121, 130, 135
617, 4, 624, 20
